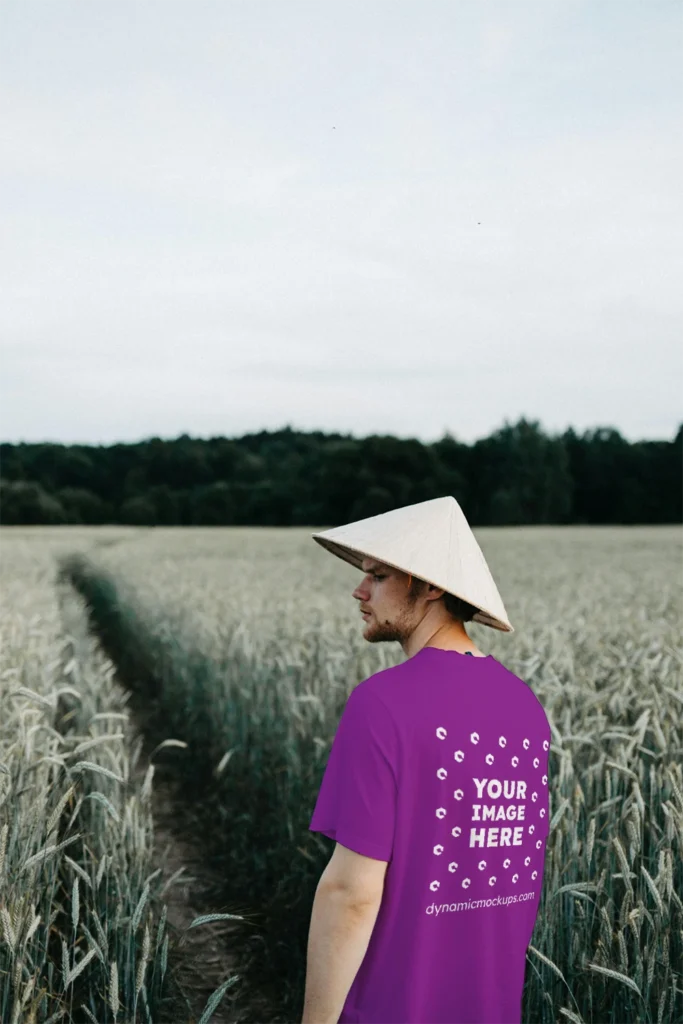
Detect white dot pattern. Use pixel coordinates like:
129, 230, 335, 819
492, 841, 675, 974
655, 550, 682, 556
431, 724, 549, 894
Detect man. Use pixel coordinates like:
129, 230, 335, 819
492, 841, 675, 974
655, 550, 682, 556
303, 496, 551, 1024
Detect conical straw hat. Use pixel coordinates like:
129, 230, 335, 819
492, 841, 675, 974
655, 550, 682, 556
312, 495, 513, 633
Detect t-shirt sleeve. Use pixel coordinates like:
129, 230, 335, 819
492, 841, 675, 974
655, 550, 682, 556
308, 685, 398, 862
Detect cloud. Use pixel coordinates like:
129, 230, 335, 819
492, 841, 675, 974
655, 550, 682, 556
0, 0, 681, 444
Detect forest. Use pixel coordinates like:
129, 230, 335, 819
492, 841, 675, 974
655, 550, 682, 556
1, 417, 681, 526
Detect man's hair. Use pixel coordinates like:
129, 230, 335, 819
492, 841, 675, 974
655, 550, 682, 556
407, 574, 478, 623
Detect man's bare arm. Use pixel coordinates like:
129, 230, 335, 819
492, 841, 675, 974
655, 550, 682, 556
301, 883, 382, 1024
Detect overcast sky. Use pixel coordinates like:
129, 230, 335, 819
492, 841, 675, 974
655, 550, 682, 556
1, 1, 681, 447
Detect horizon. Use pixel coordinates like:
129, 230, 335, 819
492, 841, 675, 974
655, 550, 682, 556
1, 417, 681, 449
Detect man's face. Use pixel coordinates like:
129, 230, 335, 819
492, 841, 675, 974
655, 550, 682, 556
351, 558, 423, 644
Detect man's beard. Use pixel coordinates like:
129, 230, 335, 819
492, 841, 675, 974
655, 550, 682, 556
364, 608, 414, 643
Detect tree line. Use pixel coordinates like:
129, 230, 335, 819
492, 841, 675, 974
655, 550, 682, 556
0, 418, 681, 527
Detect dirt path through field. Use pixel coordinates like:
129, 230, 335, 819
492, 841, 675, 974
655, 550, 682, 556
135, 754, 247, 1024
57, 571, 258, 1024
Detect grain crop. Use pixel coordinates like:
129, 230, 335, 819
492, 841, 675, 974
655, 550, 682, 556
0, 529, 239, 1023
4, 524, 683, 1023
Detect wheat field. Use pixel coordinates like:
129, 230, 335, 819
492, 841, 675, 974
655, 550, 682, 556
0, 528, 241, 1024
1, 524, 681, 1023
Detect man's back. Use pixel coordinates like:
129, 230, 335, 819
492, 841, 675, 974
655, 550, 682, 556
309, 646, 551, 1024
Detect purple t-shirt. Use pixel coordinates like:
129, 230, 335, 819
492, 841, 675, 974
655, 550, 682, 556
308, 646, 552, 1024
